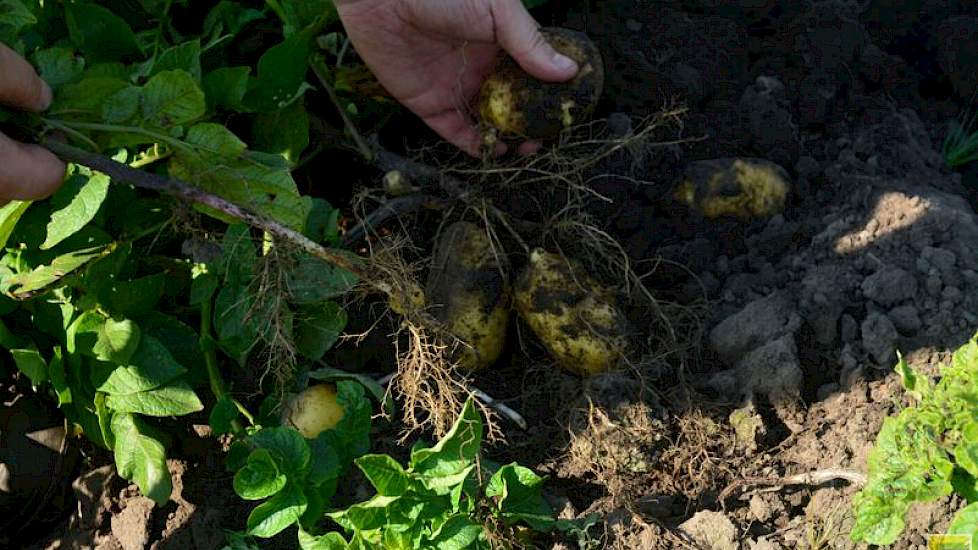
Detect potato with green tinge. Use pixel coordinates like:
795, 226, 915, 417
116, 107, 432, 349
282, 383, 345, 439
478, 27, 604, 143
425, 221, 510, 371
514, 249, 627, 376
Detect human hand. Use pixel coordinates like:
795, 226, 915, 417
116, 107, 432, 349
0, 44, 65, 201
335, 0, 580, 157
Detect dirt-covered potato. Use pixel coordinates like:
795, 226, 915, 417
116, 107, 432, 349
425, 221, 510, 371
478, 27, 604, 143
514, 249, 627, 376
674, 157, 791, 220
283, 383, 345, 439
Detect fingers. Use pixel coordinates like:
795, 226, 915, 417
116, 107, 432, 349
491, 0, 578, 82
423, 110, 505, 158
0, 133, 66, 201
0, 43, 52, 112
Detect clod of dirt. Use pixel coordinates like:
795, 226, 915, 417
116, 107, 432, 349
748, 539, 783, 550
716, 334, 805, 431
709, 291, 801, 365
678, 510, 739, 550
860, 266, 917, 306
675, 158, 791, 220
861, 312, 899, 365
110, 492, 154, 550
936, 16, 978, 100
738, 76, 800, 167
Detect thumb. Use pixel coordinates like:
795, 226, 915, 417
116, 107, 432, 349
491, 0, 578, 82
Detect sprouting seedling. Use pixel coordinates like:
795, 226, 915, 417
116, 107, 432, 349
942, 97, 978, 169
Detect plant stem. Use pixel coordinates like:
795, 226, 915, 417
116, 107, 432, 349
200, 293, 250, 432
310, 56, 374, 161
43, 140, 377, 289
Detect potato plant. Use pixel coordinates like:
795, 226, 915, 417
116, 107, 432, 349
0, 0, 580, 547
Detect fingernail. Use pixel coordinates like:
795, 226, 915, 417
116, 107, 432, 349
552, 53, 578, 72
39, 81, 53, 110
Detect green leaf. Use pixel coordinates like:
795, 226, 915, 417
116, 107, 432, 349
249, 426, 312, 474
895, 351, 930, 401
112, 413, 172, 506
141, 69, 206, 129
94, 334, 185, 394
326, 494, 398, 532
42, 172, 110, 250
243, 27, 315, 113
298, 529, 349, 550
105, 272, 167, 316
105, 381, 203, 417
949, 501, 978, 537
203, 66, 251, 112
429, 515, 484, 550
277, 0, 338, 36
323, 380, 373, 466
411, 398, 483, 478
141, 39, 202, 83
32, 48, 85, 89
10, 347, 47, 385
356, 454, 410, 497
234, 448, 287, 500
0, 200, 31, 250
295, 301, 346, 361
2, 244, 110, 298
92, 316, 141, 365
286, 251, 358, 303
66, 3, 141, 62
102, 86, 142, 123
210, 397, 240, 436
307, 434, 341, 485
213, 280, 260, 363
133, 312, 203, 373
0, 0, 36, 44
485, 463, 553, 528
252, 99, 310, 163
52, 77, 129, 119
307, 366, 390, 412
246, 481, 307, 538
170, 126, 312, 232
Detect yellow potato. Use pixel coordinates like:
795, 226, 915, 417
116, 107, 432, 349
425, 221, 510, 371
513, 249, 627, 376
478, 27, 604, 142
284, 383, 345, 439
675, 157, 790, 220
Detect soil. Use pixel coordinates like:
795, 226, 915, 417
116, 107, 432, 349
11, 1, 978, 549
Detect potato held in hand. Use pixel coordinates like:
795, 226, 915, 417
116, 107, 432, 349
283, 383, 345, 439
425, 221, 510, 371
478, 27, 604, 143
514, 249, 627, 376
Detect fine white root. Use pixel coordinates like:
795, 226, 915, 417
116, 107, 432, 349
375, 374, 528, 430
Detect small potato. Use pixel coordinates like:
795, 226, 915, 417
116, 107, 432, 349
478, 27, 604, 143
513, 249, 627, 376
425, 221, 510, 371
283, 383, 346, 439
675, 157, 791, 220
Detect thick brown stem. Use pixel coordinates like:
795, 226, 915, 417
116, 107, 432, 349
43, 140, 375, 286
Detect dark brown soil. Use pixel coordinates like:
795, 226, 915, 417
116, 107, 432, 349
10, 1, 978, 549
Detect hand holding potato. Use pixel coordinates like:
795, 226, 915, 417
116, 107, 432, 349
334, 0, 580, 157
0, 43, 65, 201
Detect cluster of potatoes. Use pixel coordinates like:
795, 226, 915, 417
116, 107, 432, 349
425, 221, 629, 376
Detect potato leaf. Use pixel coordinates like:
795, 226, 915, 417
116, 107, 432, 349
356, 454, 411, 497
298, 529, 349, 550
112, 413, 172, 506
949, 501, 978, 538
485, 464, 553, 529
105, 380, 203, 417
42, 172, 110, 250
210, 396, 240, 436
0, 0, 35, 45
2, 244, 111, 298
10, 347, 47, 385
428, 514, 484, 549
65, 3, 141, 62
251, 99, 310, 162
32, 47, 85, 89
410, 398, 483, 479
0, 200, 31, 250
246, 481, 308, 538
294, 301, 346, 361
94, 334, 185, 394
203, 66, 252, 112
137, 39, 202, 83
249, 426, 312, 474
141, 69, 207, 129
326, 494, 399, 532
243, 27, 315, 113
234, 448, 287, 501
